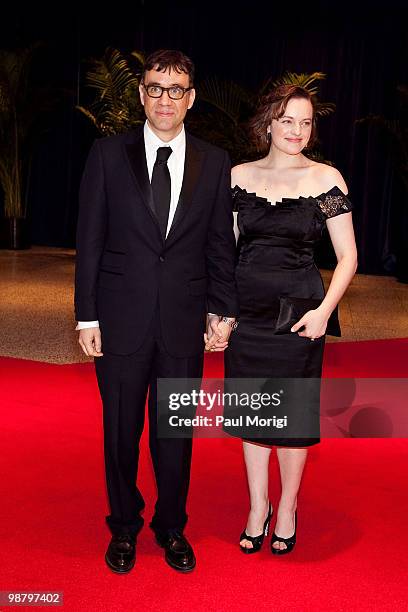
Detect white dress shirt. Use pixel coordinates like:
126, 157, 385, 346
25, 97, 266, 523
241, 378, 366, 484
76, 121, 186, 330
144, 120, 186, 236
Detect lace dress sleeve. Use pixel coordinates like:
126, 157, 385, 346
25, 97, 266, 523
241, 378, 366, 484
317, 186, 353, 219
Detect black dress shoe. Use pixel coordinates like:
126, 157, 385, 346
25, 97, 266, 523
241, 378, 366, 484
155, 529, 196, 572
271, 510, 297, 555
240, 502, 273, 554
105, 534, 136, 573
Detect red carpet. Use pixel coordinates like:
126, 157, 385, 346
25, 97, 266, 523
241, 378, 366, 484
1, 339, 407, 611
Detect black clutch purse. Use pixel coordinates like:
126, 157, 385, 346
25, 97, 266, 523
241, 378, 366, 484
275, 296, 341, 337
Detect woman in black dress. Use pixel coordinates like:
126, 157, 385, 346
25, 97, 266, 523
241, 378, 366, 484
223, 85, 357, 554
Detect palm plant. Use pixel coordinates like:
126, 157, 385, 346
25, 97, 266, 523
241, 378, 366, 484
0, 43, 65, 247
267, 71, 335, 117
186, 78, 254, 163
0, 44, 47, 219
357, 85, 408, 193
356, 85, 408, 281
76, 47, 145, 135
187, 71, 335, 164
77, 51, 336, 165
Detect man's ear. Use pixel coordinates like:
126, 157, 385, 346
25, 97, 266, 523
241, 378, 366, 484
187, 88, 196, 110
139, 84, 145, 106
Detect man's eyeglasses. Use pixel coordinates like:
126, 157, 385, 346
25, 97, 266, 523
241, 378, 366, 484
143, 83, 193, 100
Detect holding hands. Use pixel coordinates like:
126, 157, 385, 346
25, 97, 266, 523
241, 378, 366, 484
204, 314, 237, 352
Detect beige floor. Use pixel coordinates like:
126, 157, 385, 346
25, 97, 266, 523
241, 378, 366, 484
0, 246, 407, 364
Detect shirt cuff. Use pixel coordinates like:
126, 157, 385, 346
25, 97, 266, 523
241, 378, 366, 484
76, 320, 100, 330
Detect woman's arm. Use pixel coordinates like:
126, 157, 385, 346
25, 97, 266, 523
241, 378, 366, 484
291, 212, 357, 339
318, 212, 358, 319
292, 167, 357, 339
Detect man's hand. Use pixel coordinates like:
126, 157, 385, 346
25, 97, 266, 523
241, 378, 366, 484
204, 315, 234, 352
78, 327, 103, 357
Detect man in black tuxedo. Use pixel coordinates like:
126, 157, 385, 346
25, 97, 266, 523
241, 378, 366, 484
75, 50, 238, 573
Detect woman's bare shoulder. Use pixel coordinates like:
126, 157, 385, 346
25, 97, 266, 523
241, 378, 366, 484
231, 161, 260, 186
311, 162, 348, 194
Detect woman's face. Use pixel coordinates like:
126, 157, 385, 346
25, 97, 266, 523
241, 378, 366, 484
269, 96, 313, 155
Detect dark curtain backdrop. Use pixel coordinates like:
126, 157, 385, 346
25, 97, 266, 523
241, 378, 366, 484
2, 1, 407, 276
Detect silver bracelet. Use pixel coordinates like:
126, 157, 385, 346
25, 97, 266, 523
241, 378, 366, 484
221, 316, 239, 331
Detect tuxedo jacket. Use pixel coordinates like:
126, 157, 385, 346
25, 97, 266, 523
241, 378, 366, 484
74, 126, 238, 357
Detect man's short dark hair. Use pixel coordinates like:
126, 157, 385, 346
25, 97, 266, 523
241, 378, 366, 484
143, 49, 195, 86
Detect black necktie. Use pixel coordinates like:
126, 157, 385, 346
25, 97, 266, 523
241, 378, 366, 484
151, 146, 172, 238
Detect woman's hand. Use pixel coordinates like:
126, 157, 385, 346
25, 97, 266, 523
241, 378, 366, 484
290, 308, 329, 340
204, 315, 230, 352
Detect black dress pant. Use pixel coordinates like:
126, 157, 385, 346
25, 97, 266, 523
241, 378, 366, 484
95, 307, 204, 537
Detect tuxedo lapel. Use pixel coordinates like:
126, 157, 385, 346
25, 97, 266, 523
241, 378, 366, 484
124, 131, 162, 236
166, 135, 205, 242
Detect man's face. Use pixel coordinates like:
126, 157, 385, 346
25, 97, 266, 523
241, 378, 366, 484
139, 66, 195, 140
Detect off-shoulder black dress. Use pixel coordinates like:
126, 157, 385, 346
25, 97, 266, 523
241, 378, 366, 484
224, 185, 353, 447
